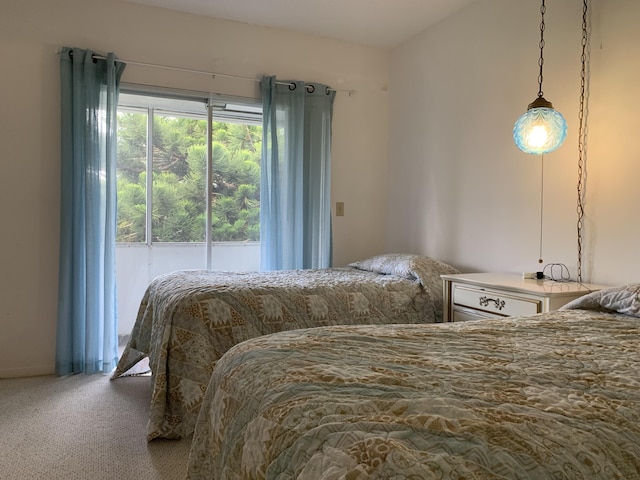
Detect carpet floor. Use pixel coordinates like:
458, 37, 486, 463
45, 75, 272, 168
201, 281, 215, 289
0, 372, 191, 480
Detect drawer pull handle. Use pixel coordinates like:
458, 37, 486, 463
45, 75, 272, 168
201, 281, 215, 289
479, 296, 506, 311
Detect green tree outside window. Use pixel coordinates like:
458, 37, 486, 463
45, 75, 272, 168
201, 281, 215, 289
116, 110, 261, 243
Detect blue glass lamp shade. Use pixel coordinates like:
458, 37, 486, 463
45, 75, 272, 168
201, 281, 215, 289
513, 97, 567, 154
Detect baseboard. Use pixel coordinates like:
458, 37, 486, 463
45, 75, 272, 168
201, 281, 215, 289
2, 340, 129, 379
0, 364, 55, 379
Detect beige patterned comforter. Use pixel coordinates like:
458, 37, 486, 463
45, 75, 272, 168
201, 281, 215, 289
112, 260, 451, 440
187, 302, 640, 478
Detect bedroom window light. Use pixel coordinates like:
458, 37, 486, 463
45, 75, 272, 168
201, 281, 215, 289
116, 91, 262, 246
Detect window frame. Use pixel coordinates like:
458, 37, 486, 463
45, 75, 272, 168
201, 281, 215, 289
116, 84, 262, 268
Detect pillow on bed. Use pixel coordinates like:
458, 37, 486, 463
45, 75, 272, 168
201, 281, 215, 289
348, 253, 459, 287
562, 283, 640, 317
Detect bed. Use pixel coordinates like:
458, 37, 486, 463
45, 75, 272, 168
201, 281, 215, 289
111, 253, 459, 440
186, 283, 640, 479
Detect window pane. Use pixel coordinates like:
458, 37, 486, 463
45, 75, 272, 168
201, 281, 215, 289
211, 121, 261, 242
116, 110, 147, 242
152, 113, 207, 242
117, 98, 263, 245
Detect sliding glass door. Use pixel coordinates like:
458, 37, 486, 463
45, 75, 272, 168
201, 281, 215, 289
115, 90, 262, 334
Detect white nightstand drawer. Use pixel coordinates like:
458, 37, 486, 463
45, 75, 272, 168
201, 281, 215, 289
453, 285, 541, 317
452, 307, 500, 322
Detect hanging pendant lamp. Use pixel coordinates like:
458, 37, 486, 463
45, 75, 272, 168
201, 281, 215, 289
513, 0, 567, 154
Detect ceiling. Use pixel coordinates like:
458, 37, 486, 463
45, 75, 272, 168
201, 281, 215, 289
123, 0, 477, 48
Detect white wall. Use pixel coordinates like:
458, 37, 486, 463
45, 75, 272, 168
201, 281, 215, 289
585, 0, 640, 285
388, 0, 640, 286
0, 0, 389, 377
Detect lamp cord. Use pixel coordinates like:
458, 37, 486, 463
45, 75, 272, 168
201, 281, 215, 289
539, 154, 545, 264
576, 0, 589, 283
537, 0, 546, 98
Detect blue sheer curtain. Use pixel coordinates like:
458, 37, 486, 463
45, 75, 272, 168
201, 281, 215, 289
260, 76, 336, 271
56, 47, 125, 375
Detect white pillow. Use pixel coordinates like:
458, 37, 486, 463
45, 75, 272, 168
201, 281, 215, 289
562, 283, 640, 317
348, 253, 459, 287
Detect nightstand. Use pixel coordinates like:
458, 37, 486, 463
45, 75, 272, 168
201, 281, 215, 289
441, 273, 604, 322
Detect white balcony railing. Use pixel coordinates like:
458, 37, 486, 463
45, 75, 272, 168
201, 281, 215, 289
115, 242, 260, 334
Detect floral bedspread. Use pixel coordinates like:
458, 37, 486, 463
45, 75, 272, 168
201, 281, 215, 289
112, 258, 454, 440
186, 299, 640, 479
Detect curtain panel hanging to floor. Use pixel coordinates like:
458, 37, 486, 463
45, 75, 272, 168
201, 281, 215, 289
56, 47, 125, 375
260, 75, 336, 271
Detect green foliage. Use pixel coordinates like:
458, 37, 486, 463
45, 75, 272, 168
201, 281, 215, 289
116, 175, 146, 242
117, 111, 261, 243
116, 112, 147, 183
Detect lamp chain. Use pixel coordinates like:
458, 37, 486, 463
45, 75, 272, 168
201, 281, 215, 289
537, 0, 546, 98
576, 0, 588, 283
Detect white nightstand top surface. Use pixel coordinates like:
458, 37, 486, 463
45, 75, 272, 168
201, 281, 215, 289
441, 272, 607, 298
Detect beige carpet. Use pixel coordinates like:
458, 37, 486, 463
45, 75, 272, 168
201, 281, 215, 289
0, 372, 191, 480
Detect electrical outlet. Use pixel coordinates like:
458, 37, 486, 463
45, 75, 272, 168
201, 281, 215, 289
336, 202, 344, 216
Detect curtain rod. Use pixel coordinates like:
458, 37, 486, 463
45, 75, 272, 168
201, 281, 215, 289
60, 50, 356, 96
